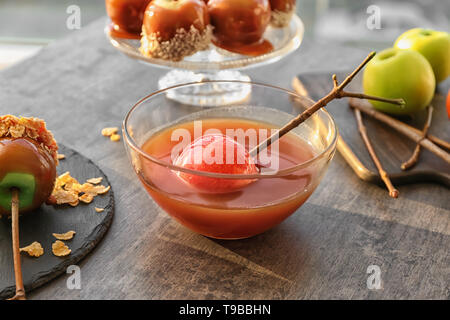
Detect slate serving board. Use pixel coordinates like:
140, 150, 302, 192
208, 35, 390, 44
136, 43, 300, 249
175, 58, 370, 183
293, 72, 450, 187
0, 144, 114, 299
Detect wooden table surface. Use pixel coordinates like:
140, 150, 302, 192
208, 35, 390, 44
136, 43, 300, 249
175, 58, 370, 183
0, 19, 448, 300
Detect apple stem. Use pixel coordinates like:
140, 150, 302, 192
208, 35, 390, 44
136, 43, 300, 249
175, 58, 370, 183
7, 188, 26, 301
353, 109, 399, 198
250, 51, 404, 158
401, 105, 434, 171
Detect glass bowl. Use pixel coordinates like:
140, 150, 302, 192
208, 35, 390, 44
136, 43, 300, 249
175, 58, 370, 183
123, 81, 337, 239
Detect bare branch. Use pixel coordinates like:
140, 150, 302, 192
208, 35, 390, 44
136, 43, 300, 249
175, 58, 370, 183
401, 105, 433, 170
353, 110, 399, 198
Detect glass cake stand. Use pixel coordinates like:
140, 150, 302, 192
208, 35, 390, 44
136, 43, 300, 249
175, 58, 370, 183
105, 15, 304, 106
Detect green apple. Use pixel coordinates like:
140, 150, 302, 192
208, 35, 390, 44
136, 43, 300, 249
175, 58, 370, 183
363, 48, 435, 115
394, 28, 450, 83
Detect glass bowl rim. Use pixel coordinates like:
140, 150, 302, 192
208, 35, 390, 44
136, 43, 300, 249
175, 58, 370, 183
123, 80, 338, 179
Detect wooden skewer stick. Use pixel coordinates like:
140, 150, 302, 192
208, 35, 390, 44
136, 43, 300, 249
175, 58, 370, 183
7, 188, 26, 300
401, 105, 434, 171
249, 52, 405, 157
349, 98, 450, 165
353, 109, 399, 198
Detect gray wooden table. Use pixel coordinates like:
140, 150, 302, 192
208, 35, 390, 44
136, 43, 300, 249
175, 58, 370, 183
0, 18, 448, 300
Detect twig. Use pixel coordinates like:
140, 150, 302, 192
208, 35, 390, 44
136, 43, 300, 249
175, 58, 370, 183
428, 134, 450, 151
7, 189, 26, 301
349, 98, 450, 164
401, 105, 434, 170
348, 99, 449, 151
332, 74, 339, 88
354, 109, 399, 198
338, 91, 404, 105
250, 52, 405, 157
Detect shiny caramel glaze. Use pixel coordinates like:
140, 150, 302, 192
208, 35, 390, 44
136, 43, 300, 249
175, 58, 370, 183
142, 0, 210, 41
108, 24, 142, 39
0, 138, 56, 215
105, 0, 151, 37
208, 0, 273, 55
213, 38, 273, 56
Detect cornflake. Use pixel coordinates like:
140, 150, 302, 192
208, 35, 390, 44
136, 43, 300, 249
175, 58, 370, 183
57, 153, 65, 160
93, 185, 110, 195
87, 177, 102, 185
69, 199, 80, 207
110, 134, 121, 142
52, 240, 71, 257
52, 189, 79, 205
95, 207, 104, 213
50, 171, 111, 207
101, 127, 118, 137
9, 124, 25, 138
53, 231, 76, 241
55, 171, 79, 190
20, 242, 44, 258
79, 193, 94, 204
0, 115, 59, 162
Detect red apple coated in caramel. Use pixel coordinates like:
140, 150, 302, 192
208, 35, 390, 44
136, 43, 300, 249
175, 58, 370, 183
106, 0, 151, 34
0, 138, 56, 215
174, 134, 258, 193
143, 0, 210, 41
208, 0, 271, 46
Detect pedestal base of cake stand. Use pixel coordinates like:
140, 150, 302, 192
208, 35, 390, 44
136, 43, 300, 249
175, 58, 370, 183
158, 70, 252, 107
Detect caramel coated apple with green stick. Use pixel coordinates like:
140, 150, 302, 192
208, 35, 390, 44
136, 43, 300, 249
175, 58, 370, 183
0, 115, 58, 300
0, 116, 58, 215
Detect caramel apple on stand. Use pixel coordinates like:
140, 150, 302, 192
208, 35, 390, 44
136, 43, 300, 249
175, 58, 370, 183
105, 0, 151, 39
105, 0, 304, 106
140, 0, 212, 61
0, 115, 58, 300
208, 0, 273, 56
269, 0, 296, 27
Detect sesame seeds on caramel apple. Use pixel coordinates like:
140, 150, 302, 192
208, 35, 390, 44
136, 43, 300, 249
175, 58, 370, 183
140, 0, 212, 61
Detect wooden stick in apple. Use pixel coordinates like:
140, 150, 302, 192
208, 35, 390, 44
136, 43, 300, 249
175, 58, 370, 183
0, 115, 59, 300
7, 189, 26, 300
